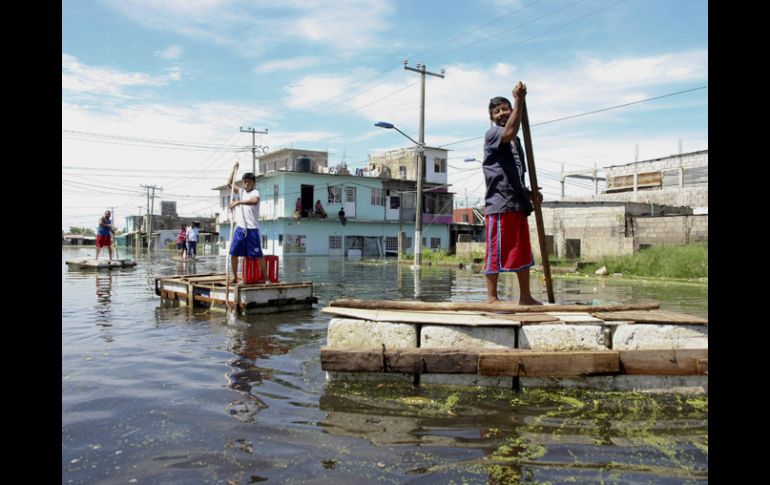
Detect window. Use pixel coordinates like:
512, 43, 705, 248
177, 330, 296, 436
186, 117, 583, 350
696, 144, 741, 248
328, 186, 342, 203
371, 188, 385, 206
404, 237, 412, 248
385, 236, 398, 251
390, 196, 400, 209
273, 184, 279, 204
462, 214, 468, 223
285, 234, 306, 254
402, 193, 415, 209
434, 158, 446, 173
399, 166, 407, 179
221, 195, 231, 209
431, 237, 441, 249
262, 234, 268, 249
329, 235, 342, 249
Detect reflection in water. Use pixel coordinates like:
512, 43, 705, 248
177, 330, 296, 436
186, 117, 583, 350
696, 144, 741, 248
319, 382, 708, 483
223, 324, 294, 420
413, 267, 422, 299
94, 273, 113, 329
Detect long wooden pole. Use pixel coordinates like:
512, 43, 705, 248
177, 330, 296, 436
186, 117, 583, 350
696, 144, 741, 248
225, 162, 239, 313
520, 99, 555, 303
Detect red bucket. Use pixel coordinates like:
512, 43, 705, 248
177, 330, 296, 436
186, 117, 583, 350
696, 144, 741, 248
242, 255, 279, 283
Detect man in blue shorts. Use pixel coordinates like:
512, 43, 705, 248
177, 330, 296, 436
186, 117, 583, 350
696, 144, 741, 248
483, 81, 542, 305
227, 171, 265, 284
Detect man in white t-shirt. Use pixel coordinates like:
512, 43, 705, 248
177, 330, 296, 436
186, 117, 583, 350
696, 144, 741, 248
185, 222, 199, 259
227, 171, 265, 283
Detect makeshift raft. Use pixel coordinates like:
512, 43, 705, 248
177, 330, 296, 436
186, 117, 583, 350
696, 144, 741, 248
155, 273, 317, 314
65, 259, 137, 270
321, 299, 708, 393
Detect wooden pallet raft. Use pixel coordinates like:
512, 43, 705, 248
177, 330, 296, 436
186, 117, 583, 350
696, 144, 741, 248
65, 259, 137, 269
321, 299, 708, 390
155, 273, 317, 314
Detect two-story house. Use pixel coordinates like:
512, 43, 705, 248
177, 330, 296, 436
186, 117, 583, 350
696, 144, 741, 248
214, 147, 453, 257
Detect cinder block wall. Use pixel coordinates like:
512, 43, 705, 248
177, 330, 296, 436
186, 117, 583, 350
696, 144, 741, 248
530, 206, 634, 260
456, 241, 486, 259
635, 215, 709, 246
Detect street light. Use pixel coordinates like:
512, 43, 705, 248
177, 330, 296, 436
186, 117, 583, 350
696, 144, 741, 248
375, 121, 425, 268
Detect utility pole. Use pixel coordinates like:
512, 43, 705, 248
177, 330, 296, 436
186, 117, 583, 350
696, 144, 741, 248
141, 184, 162, 250
404, 61, 445, 267
633, 144, 639, 202
240, 127, 268, 174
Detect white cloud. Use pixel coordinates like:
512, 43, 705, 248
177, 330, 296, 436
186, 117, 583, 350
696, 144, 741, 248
155, 45, 184, 60
254, 56, 321, 74
62, 54, 182, 98
583, 50, 708, 85
102, 0, 394, 55
282, 49, 707, 147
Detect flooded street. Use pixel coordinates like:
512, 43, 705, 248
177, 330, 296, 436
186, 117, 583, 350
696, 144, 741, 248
62, 247, 707, 484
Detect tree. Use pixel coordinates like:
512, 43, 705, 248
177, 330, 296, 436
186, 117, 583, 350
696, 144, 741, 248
67, 226, 95, 236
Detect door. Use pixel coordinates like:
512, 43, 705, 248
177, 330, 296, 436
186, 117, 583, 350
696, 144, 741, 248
301, 185, 314, 217
344, 187, 356, 218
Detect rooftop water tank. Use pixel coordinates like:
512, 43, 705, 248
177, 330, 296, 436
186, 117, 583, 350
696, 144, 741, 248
295, 156, 311, 172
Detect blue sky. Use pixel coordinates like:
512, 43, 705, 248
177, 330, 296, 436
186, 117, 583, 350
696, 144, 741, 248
62, 0, 708, 231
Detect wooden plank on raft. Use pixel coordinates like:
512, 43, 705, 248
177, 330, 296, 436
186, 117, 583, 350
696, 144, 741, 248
592, 310, 707, 325
328, 299, 660, 313
618, 349, 708, 375
320, 307, 523, 326
320, 347, 479, 374
479, 350, 619, 377
480, 313, 560, 324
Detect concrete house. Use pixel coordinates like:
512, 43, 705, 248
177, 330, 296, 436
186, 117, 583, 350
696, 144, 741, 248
214, 148, 454, 258
534, 150, 708, 259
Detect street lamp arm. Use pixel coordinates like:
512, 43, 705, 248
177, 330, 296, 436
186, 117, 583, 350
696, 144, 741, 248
374, 121, 420, 147
392, 127, 420, 147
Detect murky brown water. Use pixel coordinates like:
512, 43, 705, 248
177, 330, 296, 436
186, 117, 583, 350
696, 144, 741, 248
62, 247, 707, 484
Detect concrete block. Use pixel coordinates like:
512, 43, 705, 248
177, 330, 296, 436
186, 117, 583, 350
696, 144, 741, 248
611, 375, 707, 394
520, 376, 616, 391
421, 374, 513, 388
519, 324, 609, 351
611, 324, 708, 350
420, 325, 516, 349
325, 318, 418, 383
520, 375, 707, 394
419, 325, 516, 387
326, 317, 417, 349
326, 371, 413, 383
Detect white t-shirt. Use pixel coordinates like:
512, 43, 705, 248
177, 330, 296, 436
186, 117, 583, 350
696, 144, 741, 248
186, 226, 199, 242
235, 188, 260, 229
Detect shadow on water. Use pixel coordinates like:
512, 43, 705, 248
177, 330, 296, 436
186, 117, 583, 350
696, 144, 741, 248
62, 249, 707, 484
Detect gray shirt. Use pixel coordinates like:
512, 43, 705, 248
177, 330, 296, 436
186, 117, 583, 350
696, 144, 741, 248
483, 125, 533, 215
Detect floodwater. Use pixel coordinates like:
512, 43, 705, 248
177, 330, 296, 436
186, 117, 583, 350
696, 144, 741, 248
62, 247, 707, 484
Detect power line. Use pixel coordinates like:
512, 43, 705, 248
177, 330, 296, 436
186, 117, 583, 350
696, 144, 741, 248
307, 0, 544, 112
425, 0, 585, 63
438, 85, 708, 148
62, 129, 250, 151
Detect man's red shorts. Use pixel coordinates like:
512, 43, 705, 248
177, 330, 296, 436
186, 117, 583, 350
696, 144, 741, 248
96, 235, 112, 248
484, 211, 534, 274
